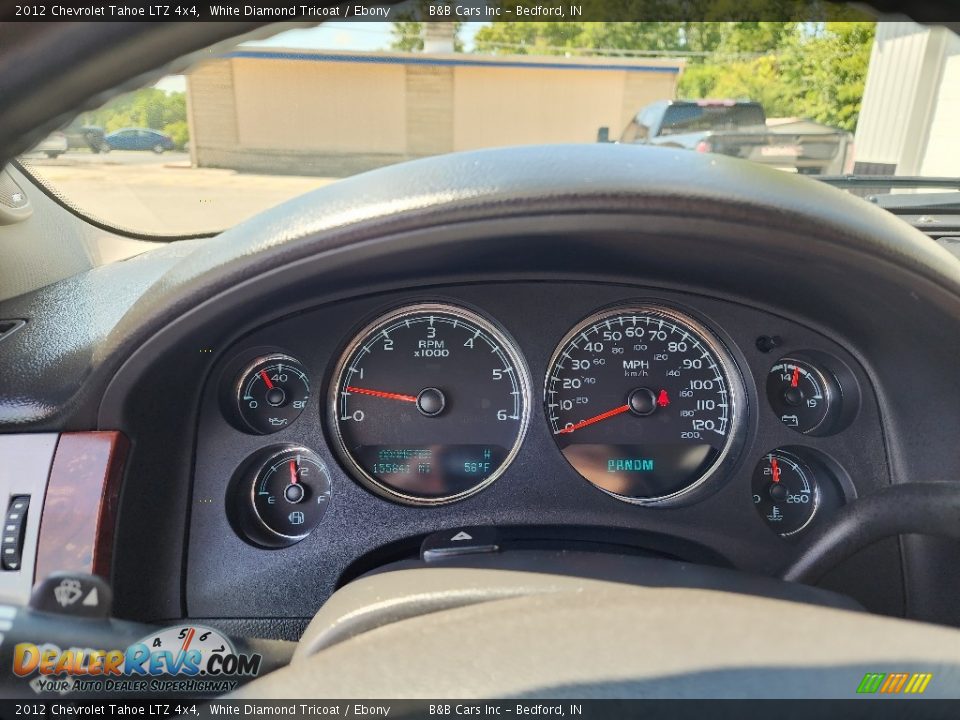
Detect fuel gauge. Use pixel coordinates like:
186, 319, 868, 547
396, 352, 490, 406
233, 446, 332, 547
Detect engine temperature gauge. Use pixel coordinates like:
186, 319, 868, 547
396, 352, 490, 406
752, 450, 820, 537
235, 354, 310, 434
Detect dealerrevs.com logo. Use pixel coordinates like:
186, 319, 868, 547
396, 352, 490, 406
12, 625, 262, 695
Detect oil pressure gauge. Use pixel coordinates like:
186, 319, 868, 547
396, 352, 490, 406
235, 354, 310, 434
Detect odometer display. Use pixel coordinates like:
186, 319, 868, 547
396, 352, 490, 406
329, 303, 531, 505
546, 305, 744, 504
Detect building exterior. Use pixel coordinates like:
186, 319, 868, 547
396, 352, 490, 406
854, 22, 960, 176
186, 48, 683, 175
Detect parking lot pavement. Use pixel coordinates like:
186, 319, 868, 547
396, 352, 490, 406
19, 150, 339, 236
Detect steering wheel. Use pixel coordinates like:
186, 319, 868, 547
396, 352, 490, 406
230, 483, 960, 699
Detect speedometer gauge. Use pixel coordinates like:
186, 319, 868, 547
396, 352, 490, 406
546, 305, 745, 504
329, 303, 531, 505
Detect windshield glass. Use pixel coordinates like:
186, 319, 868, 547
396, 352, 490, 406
16, 20, 960, 236
657, 103, 768, 135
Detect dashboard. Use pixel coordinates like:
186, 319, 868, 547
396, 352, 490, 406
188, 281, 888, 620
5, 143, 959, 640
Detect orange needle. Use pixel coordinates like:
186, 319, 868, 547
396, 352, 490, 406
346, 386, 418, 403
557, 405, 630, 434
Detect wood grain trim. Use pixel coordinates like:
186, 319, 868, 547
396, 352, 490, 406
35, 431, 130, 583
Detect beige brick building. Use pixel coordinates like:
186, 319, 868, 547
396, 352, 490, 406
186, 48, 683, 176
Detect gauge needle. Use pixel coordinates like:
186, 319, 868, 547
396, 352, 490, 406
289, 459, 299, 485
345, 386, 418, 403
790, 366, 800, 388
259, 370, 274, 389
770, 457, 781, 483
557, 404, 630, 434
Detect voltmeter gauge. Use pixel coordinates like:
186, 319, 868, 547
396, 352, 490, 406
234, 446, 332, 547
235, 354, 310, 434
766, 357, 839, 435
752, 450, 820, 537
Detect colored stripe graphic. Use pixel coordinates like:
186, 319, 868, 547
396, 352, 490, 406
857, 673, 886, 693
857, 672, 932, 694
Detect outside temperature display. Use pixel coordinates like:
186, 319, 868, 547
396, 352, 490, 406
546, 305, 745, 504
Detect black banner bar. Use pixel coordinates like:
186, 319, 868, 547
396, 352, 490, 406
1, 0, 950, 23
1, 699, 959, 719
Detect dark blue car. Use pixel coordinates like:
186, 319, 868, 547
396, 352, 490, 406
105, 127, 175, 153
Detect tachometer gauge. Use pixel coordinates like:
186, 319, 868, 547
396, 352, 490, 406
752, 450, 820, 536
546, 305, 745, 504
328, 303, 531, 505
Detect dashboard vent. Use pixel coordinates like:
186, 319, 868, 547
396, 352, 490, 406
0, 319, 26, 344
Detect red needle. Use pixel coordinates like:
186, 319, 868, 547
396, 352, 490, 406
259, 370, 274, 389
790, 366, 800, 388
557, 404, 630, 434
770, 457, 781, 483
289, 459, 299, 485
346, 386, 418, 403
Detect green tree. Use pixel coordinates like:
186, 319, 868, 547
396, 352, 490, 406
678, 22, 875, 130
473, 20, 875, 131
73, 87, 189, 148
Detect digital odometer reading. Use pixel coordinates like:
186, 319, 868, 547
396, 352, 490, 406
546, 306, 743, 503
329, 303, 531, 505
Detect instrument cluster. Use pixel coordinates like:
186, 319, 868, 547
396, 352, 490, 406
215, 294, 862, 548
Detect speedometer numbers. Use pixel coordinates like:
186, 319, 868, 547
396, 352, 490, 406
546, 306, 745, 504
329, 303, 531, 505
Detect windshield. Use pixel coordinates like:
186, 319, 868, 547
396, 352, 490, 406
657, 103, 768, 135
16, 20, 960, 236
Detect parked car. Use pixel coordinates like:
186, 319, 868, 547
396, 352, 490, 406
65, 125, 110, 153
32, 130, 68, 158
603, 99, 853, 175
105, 127, 175, 153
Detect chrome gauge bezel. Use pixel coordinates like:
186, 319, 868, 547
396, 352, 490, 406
234, 353, 310, 435
754, 450, 822, 538
544, 303, 748, 506
327, 302, 533, 506
767, 356, 838, 435
247, 445, 332, 541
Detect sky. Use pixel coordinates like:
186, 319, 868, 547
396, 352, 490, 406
154, 22, 487, 93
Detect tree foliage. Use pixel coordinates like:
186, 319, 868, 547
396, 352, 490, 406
471, 21, 876, 131
73, 88, 189, 149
